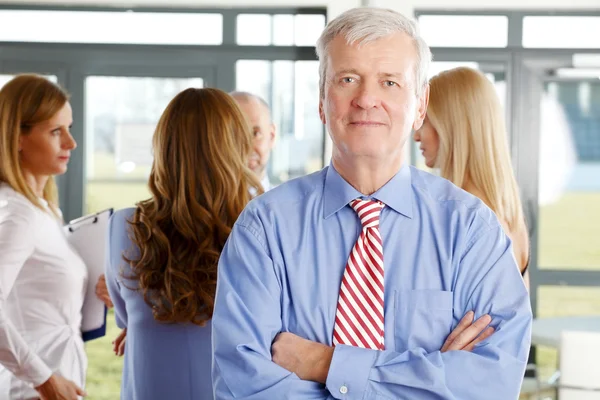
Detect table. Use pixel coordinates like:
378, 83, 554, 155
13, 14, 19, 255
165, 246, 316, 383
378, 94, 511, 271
531, 316, 600, 348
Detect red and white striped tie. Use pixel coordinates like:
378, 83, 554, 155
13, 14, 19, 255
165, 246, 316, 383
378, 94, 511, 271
332, 199, 385, 350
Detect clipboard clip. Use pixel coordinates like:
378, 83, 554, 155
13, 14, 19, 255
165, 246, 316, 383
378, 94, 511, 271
68, 216, 98, 232
66, 208, 112, 233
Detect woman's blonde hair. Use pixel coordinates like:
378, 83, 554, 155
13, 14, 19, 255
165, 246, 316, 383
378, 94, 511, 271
428, 67, 524, 230
0, 74, 68, 216
124, 88, 262, 326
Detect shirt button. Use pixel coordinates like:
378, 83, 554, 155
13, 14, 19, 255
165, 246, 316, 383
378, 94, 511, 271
340, 385, 348, 394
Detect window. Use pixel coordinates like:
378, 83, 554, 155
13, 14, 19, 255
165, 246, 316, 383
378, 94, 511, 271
236, 14, 272, 45
0, 75, 14, 88
536, 286, 600, 378
0, 10, 222, 45
417, 15, 508, 48
236, 13, 325, 46
523, 16, 600, 49
85, 76, 204, 214
538, 81, 600, 270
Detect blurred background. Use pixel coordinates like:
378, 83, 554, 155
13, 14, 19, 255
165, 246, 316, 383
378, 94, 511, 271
0, 0, 599, 398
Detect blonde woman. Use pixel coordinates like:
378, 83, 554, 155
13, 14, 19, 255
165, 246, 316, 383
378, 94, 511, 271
0, 75, 108, 400
414, 67, 530, 287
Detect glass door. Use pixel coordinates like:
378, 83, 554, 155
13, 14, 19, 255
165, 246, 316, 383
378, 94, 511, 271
516, 51, 600, 379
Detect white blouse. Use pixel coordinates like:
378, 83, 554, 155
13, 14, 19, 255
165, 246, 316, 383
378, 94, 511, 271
0, 183, 87, 400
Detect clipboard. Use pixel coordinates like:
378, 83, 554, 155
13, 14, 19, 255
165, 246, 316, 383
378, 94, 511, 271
64, 208, 114, 342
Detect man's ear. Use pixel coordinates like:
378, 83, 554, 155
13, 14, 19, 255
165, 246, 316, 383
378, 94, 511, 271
319, 98, 326, 125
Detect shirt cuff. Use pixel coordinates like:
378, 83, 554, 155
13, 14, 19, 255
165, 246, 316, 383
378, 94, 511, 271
16, 354, 53, 387
326, 344, 376, 399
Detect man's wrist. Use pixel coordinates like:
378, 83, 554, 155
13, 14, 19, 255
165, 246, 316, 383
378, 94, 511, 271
311, 344, 334, 384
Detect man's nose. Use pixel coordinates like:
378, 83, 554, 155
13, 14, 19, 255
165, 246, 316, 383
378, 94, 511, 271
351, 81, 381, 110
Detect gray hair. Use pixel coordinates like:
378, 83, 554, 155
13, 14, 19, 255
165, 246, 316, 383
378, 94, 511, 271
315, 7, 432, 98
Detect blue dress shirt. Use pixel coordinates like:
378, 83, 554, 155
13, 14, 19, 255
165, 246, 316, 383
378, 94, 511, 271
212, 164, 532, 399
105, 208, 214, 400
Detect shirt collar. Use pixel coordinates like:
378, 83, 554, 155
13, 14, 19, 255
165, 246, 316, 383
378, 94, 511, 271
323, 162, 413, 219
261, 175, 271, 192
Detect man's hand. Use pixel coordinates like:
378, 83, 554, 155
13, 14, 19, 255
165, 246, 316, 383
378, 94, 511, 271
95, 274, 113, 309
272, 332, 333, 384
36, 374, 87, 400
441, 311, 495, 352
272, 311, 494, 384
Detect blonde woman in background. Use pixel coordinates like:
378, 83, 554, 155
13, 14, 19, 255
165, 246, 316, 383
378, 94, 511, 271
0, 75, 109, 400
414, 67, 530, 288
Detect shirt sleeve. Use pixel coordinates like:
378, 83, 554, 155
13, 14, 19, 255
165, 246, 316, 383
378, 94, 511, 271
0, 200, 53, 387
104, 212, 128, 329
325, 223, 532, 400
211, 213, 330, 399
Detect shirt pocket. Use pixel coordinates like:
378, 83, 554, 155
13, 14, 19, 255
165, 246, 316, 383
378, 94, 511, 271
393, 289, 453, 353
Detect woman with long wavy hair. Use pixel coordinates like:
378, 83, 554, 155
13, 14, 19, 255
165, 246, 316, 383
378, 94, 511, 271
104, 87, 262, 400
414, 67, 530, 288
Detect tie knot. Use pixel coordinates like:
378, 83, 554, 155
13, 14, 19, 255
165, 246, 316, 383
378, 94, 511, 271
350, 199, 384, 229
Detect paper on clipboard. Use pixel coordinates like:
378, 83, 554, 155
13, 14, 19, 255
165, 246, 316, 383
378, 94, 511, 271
64, 208, 114, 342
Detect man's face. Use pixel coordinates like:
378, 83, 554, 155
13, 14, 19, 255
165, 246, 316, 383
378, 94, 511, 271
319, 32, 428, 165
235, 98, 276, 179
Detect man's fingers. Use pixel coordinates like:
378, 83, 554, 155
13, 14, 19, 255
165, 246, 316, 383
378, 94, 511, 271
446, 314, 492, 351
463, 326, 495, 352
441, 311, 474, 352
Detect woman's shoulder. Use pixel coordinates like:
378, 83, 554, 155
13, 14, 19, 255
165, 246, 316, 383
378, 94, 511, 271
110, 208, 136, 228
0, 183, 39, 222
107, 208, 137, 255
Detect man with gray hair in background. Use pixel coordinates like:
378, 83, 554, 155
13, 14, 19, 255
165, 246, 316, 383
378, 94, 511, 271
212, 7, 531, 399
230, 91, 276, 191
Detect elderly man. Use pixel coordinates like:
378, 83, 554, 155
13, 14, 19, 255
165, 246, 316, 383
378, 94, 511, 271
230, 91, 276, 191
212, 7, 531, 399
